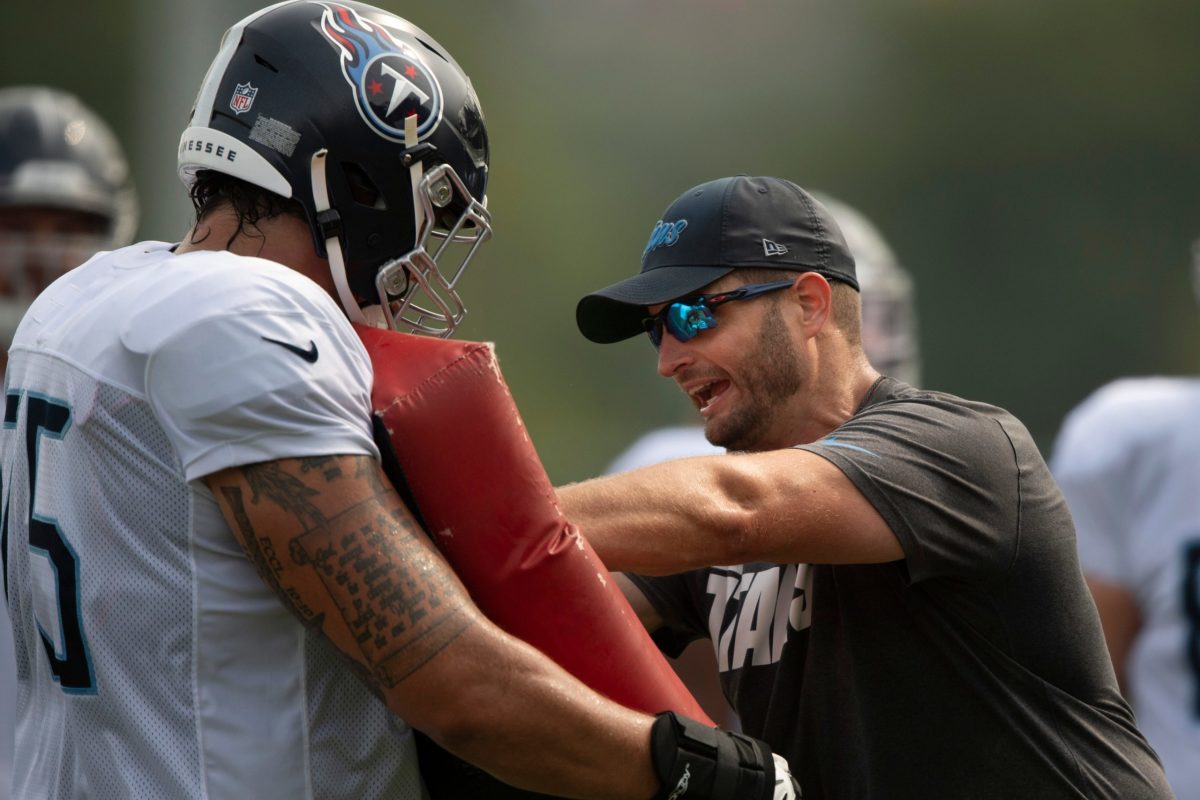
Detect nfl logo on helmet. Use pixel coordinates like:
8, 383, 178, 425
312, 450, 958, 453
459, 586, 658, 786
230, 83, 258, 115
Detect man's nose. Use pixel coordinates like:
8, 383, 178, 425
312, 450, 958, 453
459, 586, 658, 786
656, 331, 692, 377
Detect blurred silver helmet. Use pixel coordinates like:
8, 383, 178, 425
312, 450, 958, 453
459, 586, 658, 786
812, 192, 920, 385
0, 86, 138, 348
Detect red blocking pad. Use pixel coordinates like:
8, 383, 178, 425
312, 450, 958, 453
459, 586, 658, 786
356, 324, 713, 725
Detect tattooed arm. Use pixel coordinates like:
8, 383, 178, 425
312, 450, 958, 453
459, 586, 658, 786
204, 454, 658, 800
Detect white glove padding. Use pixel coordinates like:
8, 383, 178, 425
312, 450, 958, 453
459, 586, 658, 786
772, 753, 802, 799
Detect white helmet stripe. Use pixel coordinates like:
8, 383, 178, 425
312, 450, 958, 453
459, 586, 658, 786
177, 127, 291, 197
188, 0, 290, 129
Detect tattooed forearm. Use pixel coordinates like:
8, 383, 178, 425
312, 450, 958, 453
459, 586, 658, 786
291, 498, 475, 687
299, 456, 343, 481
214, 455, 476, 691
242, 460, 326, 528
219, 484, 323, 626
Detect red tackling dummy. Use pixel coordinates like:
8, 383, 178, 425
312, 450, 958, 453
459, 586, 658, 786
356, 325, 713, 725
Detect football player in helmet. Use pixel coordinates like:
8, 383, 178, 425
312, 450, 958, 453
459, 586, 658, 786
0, 86, 138, 372
0, 85, 138, 800
0, 3, 795, 799
1050, 239, 1200, 797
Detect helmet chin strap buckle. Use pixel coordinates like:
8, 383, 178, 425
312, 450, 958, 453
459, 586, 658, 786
401, 141, 437, 167
310, 148, 367, 325
316, 208, 342, 241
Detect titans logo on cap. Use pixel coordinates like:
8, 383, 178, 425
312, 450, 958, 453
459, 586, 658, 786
317, 2, 443, 143
643, 219, 688, 257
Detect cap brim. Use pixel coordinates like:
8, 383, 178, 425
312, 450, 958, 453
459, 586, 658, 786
575, 265, 735, 343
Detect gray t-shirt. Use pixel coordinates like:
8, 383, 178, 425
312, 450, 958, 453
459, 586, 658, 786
631, 378, 1173, 799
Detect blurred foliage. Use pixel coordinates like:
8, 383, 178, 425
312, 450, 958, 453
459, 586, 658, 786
5, 0, 1199, 481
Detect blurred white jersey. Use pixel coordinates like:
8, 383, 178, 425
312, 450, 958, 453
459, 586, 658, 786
1051, 377, 1200, 796
0, 242, 425, 799
606, 425, 721, 474
0, 598, 12, 800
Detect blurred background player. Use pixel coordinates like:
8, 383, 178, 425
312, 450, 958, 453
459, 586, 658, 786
1050, 238, 1200, 797
0, 86, 138, 372
0, 84, 138, 800
606, 191, 919, 727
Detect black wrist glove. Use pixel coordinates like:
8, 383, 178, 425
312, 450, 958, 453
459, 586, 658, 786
649, 711, 800, 799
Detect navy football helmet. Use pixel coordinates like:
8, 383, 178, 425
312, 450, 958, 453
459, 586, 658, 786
179, 0, 491, 336
0, 86, 138, 349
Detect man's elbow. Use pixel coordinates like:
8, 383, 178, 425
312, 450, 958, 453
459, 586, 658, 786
708, 463, 774, 566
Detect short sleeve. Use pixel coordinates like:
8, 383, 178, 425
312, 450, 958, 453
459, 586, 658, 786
139, 262, 378, 480
798, 398, 1024, 582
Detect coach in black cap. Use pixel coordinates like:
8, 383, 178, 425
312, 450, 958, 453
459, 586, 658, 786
559, 176, 1173, 800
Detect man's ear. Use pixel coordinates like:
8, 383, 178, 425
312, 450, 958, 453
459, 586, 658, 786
787, 272, 833, 336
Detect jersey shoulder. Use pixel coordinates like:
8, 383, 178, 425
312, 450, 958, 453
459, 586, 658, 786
119, 247, 349, 356
1053, 377, 1200, 471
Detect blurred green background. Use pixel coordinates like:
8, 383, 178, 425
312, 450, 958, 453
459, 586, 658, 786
8, 0, 1200, 481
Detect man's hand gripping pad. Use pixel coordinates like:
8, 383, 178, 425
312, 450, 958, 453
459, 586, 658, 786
356, 325, 713, 724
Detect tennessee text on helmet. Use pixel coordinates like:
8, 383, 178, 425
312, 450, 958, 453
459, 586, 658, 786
178, 0, 490, 336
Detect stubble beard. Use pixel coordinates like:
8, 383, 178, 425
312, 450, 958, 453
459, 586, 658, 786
704, 302, 803, 452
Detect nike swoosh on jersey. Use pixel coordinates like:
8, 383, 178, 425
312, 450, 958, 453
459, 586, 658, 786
261, 336, 319, 363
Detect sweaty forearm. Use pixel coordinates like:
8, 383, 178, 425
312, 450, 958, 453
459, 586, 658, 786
561, 448, 902, 571
558, 457, 756, 574
406, 619, 659, 799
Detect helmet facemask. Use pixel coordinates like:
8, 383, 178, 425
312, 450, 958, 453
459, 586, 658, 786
312, 133, 491, 338
373, 163, 491, 336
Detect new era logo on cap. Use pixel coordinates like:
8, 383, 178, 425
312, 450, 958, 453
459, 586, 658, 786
763, 238, 788, 257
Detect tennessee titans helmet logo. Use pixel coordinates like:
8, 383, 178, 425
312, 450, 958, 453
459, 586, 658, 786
316, 2, 443, 143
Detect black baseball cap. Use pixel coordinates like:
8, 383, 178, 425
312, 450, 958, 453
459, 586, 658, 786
576, 175, 858, 343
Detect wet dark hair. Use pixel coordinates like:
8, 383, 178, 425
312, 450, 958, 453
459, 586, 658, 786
187, 169, 306, 249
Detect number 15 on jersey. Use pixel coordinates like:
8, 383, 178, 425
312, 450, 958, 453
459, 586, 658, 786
2, 391, 96, 693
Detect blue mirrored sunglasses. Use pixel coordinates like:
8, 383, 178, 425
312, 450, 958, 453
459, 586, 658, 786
642, 279, 796, 348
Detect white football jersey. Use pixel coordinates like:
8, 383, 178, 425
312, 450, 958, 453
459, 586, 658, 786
0, 242, 425, 799
605, 426, 722, 474
1051, 377, 1200, 796
0, 598, 12, 800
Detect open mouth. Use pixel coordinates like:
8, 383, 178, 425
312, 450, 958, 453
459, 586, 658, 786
688, 379, 732, 416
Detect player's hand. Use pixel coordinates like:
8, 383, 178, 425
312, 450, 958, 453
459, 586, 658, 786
772, 753, 802, 799
650, 711, 802, 799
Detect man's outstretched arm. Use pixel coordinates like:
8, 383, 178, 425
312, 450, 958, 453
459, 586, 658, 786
558, 449, 902, 575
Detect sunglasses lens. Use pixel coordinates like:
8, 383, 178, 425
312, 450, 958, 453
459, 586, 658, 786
645, 301, 717, 349
668, 303, 714, 341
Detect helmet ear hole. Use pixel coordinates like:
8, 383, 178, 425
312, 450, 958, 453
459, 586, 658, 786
342, 162, 386, 210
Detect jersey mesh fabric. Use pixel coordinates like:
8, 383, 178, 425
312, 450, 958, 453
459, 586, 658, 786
2, 243, 424, 799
